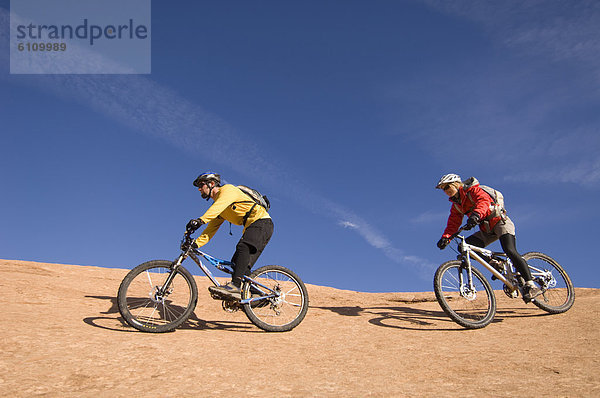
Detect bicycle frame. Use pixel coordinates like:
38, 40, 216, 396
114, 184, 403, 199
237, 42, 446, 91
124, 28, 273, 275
455, 234, 518, 292
166, 244, 279, 306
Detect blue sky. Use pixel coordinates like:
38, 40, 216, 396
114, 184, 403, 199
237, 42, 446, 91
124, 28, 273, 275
1, 0, 599, 292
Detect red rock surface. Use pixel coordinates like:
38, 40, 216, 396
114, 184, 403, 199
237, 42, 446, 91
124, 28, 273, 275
1, 259, 598, 397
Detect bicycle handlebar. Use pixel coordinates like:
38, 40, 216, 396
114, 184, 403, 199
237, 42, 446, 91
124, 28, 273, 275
449, 225, 468, 241
180, 230, 197, 254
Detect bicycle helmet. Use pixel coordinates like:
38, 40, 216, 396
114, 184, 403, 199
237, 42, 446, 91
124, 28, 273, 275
193, 172, 221, 188
436, 173, 462, 189
194, 172, 221, 201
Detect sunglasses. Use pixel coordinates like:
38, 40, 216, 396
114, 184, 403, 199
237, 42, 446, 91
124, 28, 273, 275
443, 185, 453, 191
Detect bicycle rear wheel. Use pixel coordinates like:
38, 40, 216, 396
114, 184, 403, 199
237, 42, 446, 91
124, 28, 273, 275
242, 265, 309, 332
434, 260, 496, 329
523, 252, 574, 314
117, 260, 198, 333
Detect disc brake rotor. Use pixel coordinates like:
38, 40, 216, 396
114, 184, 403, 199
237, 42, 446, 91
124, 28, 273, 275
460, 285, 477, 301
149, 286, 164, 304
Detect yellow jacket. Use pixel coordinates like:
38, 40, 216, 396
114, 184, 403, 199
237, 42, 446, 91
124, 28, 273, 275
194, 184, 271, 247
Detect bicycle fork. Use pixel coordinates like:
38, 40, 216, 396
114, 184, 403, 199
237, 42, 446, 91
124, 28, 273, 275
457, 256, 478, 298
151, 253, 187, 299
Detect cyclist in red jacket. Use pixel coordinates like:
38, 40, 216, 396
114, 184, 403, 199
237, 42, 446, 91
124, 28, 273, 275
435, 173, 540, 302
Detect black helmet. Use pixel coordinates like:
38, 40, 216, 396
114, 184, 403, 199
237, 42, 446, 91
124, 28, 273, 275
193, 172, 221, 187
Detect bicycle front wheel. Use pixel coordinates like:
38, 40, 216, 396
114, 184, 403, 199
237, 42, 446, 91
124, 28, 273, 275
242, 265, 309, 332
434, 260, 496, 329
117, 260, 198, 333
523, 252, 574, 314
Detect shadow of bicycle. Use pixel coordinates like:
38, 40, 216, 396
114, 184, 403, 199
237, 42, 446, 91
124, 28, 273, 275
494, 306, 551, 319
311, 302, 550, 331
83, 295, 260, 333
311, 304, 463, 331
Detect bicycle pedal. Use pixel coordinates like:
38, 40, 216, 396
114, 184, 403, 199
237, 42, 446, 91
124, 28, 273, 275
209, 291, 223, 300
531, 290, 545, 301
208, 286, 241, 301
209, 291, 237, 301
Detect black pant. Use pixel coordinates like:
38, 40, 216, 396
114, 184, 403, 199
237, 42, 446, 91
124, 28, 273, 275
230, 218, 274, 286
466, 233, 532, 281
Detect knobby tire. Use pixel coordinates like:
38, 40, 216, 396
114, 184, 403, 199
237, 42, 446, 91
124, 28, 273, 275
434, 260, 496, 329
242, 265, 309, 332
117, 260, 198, 333
523, 252, 574, 314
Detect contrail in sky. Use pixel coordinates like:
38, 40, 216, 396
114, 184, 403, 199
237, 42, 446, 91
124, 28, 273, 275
0, 7, 435, 272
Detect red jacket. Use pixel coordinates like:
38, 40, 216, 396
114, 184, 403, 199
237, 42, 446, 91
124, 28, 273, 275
442, 182, 501, 238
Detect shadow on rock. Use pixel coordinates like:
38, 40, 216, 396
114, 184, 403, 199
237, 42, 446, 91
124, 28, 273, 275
312, 302, 550, 331
312, 304, 462, 331
83, 295, 261, 333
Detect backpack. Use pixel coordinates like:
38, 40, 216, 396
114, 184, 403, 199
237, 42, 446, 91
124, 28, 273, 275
237, 185, 270, 210
479, 185, 504, 211
236, 185, 270, 226
461, 177, 506, 220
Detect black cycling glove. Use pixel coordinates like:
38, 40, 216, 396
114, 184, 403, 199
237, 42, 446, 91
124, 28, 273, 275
437, 237, 450, 250
186, 218, 205, 232
465, 213, 481, 230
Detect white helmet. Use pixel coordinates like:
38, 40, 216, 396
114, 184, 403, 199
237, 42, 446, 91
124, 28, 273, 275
436, 173, 461, 189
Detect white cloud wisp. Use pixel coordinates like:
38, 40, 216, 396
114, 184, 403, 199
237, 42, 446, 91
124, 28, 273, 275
1, 7, 435, 273
406, 0, 600, 187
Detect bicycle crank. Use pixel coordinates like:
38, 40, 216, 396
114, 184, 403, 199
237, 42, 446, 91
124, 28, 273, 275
503, 284, 519, 299
222, 300, 240, 313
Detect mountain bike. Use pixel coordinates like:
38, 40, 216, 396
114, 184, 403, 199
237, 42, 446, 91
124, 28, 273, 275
433, 225, 574, 329
117, 231, 309, 333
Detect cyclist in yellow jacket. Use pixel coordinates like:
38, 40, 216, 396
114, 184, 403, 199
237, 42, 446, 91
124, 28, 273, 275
185, 172, 273, 299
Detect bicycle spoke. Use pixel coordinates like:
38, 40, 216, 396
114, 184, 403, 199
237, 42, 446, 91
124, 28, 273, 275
118, 262, 197, 332
242, 265, 309, 332
434, 261, 496, 329
523, 252, 574, 314
145, 270, 155, 286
